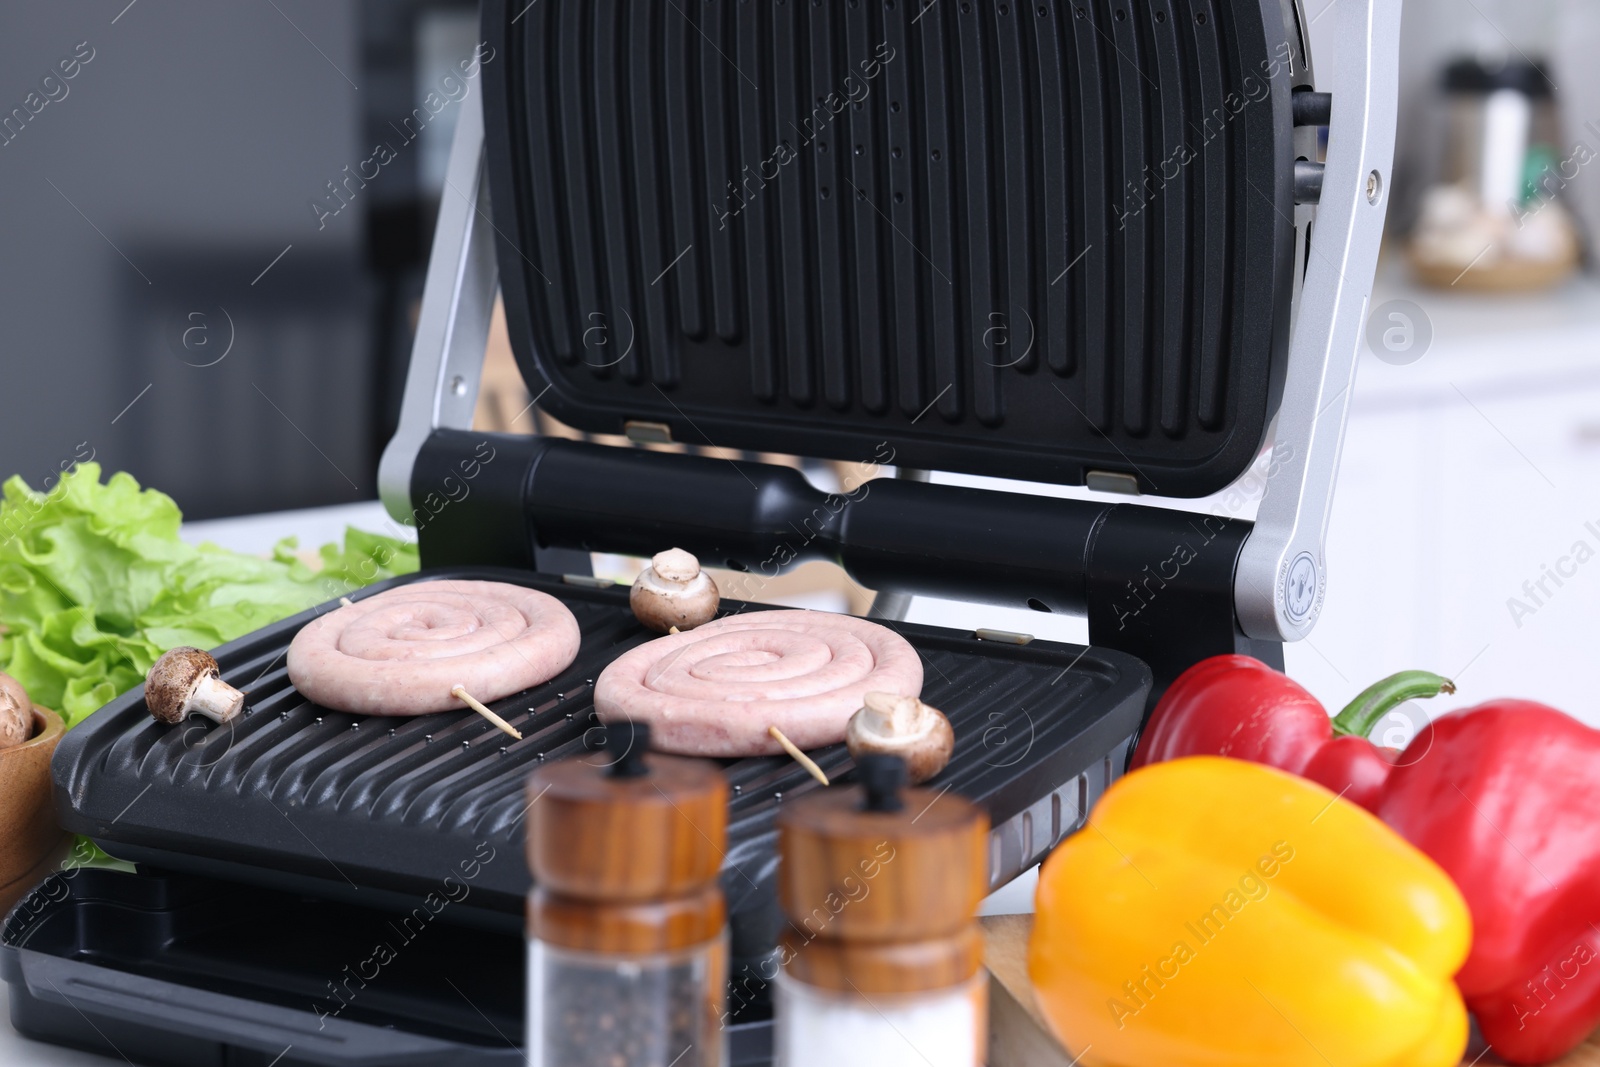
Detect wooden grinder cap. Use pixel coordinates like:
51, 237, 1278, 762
526, 722, 728, 953
777, 755, 988, 995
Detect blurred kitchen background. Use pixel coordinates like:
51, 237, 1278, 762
1, 0, 1598, 727
0, 0, 477, 518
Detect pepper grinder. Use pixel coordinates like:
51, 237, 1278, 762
774, 755, 989, 1067
525, 722, 729, 1067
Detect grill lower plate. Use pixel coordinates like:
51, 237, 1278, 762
2, 867, 779, 1066
52, 568, 1147, 952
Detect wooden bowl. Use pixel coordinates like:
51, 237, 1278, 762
0, 706, 71, 916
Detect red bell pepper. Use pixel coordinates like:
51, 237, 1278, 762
1131, 655, 1455, 812
1378, 701, 1600, 1065
1136, 655, 1600, 1062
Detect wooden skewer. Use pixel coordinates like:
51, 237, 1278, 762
669, 625, 681, 634
339, 597, 355, 608
769, 725, 829, 786
451, 685, 524, 740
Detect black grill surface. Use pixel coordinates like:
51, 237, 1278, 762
52, 569, 1146, 934
482, 0, 1297, 496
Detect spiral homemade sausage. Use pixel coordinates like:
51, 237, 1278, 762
287, 580, 581, 715
594, 610, 924, 757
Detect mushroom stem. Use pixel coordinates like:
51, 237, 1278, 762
846, 692, 955, 786
859, 691, 918, 735
0, 672, 32, 749
190, 673, 245, 723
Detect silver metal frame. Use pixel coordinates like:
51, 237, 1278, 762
378, 90, 499, 523
1236, 0, 1401, 641
382, 2, 1401, 647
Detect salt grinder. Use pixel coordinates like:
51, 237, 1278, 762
525, 722, 729, 1067
774, 755, 989, 1067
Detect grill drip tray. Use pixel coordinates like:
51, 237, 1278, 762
2, 865, 783, 1066
3, 867, 527, 1067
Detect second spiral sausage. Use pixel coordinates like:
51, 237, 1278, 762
594, 609, 924, 756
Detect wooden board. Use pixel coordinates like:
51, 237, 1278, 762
982, 914, 1600, 1067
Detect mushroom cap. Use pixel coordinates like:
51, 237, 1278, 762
846, 691, 955, 785
145, 646, 222, 725
631, 548, 720, 633
0, 671, 32, 748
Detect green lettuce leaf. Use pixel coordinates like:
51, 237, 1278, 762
0, 463, 417, 727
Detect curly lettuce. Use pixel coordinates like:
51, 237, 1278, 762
0, 463, 417, 726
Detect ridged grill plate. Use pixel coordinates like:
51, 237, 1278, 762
53, 569, 1148, 928
483, 0, 1296, 496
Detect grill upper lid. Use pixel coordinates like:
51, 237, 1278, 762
482, 0, 1297, 497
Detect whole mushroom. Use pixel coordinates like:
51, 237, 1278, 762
0, 671, 32, 749
145, 647, 245, 725
630, 548, 720, 633
846, 691, 955, 785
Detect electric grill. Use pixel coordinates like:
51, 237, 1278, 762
6, 0, 1398, 1063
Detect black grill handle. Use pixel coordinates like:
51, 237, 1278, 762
413, 430, 1282, 709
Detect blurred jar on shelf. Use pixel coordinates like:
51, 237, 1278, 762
1410, 54, 1581, 291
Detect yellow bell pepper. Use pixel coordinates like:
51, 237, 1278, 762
1029, 756, 1471, 1067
